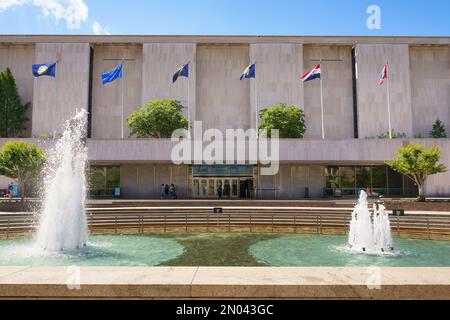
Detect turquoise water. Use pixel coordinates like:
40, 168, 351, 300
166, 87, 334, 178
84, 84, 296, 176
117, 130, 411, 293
249, 234, 450, 267
0, 235, 184, 266
0, 233, 449, 267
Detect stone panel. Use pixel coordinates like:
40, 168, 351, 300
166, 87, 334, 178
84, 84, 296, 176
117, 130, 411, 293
91, 44, 142, 139
249, 44, 304, 129
303, 45, 354, 139
355, 44, 413, 138
141, 43, 196, 123
32, 43, 90, 135
196, 44, 250, 131
410, 46, 450, 137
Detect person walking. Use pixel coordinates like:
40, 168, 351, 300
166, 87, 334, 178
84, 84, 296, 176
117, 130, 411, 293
160, 184, 165, 199
7, 181, 14, 199
169, 184, 177, 199
217, 183, 223, 199
164, 184, 170, 198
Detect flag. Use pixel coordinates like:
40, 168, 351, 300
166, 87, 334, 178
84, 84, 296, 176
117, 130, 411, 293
301, 64, 321, 82
379, 63, 388, 85
32, 63, 57, 77
240, 63, 255, 80
172, 63, 189, 83
101, 64, 123, 85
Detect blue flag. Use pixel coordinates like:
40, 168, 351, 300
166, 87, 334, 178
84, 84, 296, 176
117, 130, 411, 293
172, 63, 189, 83
240, 63, 255, 80
101, 64, 123, 85
32, 63, 57, 77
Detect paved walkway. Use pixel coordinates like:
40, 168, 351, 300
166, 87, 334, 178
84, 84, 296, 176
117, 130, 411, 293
0, 266, 448, 299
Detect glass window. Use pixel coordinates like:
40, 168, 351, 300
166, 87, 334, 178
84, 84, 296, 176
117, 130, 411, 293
356, 167, 371, 188
340, 167, 355, 195
388, 167, 403, 196
325, 166, 339, 188
89, 167, 106, 190
404, 176, 418, 196
223, 180, 230, 197
232, 179, 238, 197
193, 179, 199, 197
208, 179, 215, 196
88, 166, 120, 197
200, 179, 207, 197
372, 166, 386, 188
106, 166, 120, 189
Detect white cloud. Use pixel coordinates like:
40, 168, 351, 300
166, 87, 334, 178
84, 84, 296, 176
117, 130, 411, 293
92, 20, 110, 35
0, 0, 88, 29
0, 0, 27, 11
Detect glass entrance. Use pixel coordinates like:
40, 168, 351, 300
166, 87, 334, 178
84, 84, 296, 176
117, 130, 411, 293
192, 177, 252, 198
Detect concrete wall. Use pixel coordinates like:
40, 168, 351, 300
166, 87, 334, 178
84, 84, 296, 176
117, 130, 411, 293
91, 44, 143, 139
119, 163, 189, 199
273, 165, 324, 199
32, 43, 90, 136
355, 44, 413, 138
410, 46, 450, 137
0, 44, 35, 136
303, 45, 354, 139
249, 44, 304, 129
141, 43, 196, 123
196, 44, 250, 131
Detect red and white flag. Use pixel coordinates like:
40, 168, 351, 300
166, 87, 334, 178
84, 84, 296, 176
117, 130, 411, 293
301, 64, 321, 82
379, 63, 388, 85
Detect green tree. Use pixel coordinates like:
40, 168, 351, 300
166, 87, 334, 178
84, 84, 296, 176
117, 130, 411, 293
258, 102, 306, 138
386, 144, 446, 201
128, 99, 188, 138
0, 141, 46, 199
430, 119, 447, 138
0, 68, 30, 137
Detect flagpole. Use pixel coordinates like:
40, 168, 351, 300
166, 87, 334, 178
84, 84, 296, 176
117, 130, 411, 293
121, 62, 124, 140
187, 69, 190, 136
255, 76, 258, 133
319, 59, 325, 140
386, 61, 392, 140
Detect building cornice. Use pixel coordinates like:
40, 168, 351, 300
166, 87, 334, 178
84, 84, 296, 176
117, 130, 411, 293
0, 35, 449, 45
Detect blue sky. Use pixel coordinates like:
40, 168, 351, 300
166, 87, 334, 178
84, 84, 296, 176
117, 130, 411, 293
0, 0, 449, 36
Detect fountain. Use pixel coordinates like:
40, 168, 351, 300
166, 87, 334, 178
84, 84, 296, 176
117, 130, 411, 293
348, 189, 394, 253
35, 110, 88, 252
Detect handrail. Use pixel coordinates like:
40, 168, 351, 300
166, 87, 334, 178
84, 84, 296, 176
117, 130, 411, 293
1, 211, 449, 240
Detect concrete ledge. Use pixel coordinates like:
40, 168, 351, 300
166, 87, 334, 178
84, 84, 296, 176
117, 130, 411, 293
0, 267, 449, 299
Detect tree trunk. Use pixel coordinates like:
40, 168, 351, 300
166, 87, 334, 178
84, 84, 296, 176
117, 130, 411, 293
417, 184, 425, 202
19, 181, 25, 201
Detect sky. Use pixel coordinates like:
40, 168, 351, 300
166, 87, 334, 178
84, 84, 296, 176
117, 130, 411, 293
0, 0, 449, 36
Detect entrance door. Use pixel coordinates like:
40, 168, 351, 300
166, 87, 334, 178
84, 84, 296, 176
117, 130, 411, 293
192, 177, 243, 198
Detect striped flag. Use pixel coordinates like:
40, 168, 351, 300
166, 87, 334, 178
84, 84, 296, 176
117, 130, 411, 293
301, 64, 321, 82
379, 63, 388, 85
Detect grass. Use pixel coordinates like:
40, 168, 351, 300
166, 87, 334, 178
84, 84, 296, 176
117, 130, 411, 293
156, 232, 281, 266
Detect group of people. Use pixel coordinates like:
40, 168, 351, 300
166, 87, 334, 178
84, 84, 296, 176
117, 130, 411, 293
2, 181, 15, 199
160, 184, 178, 199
